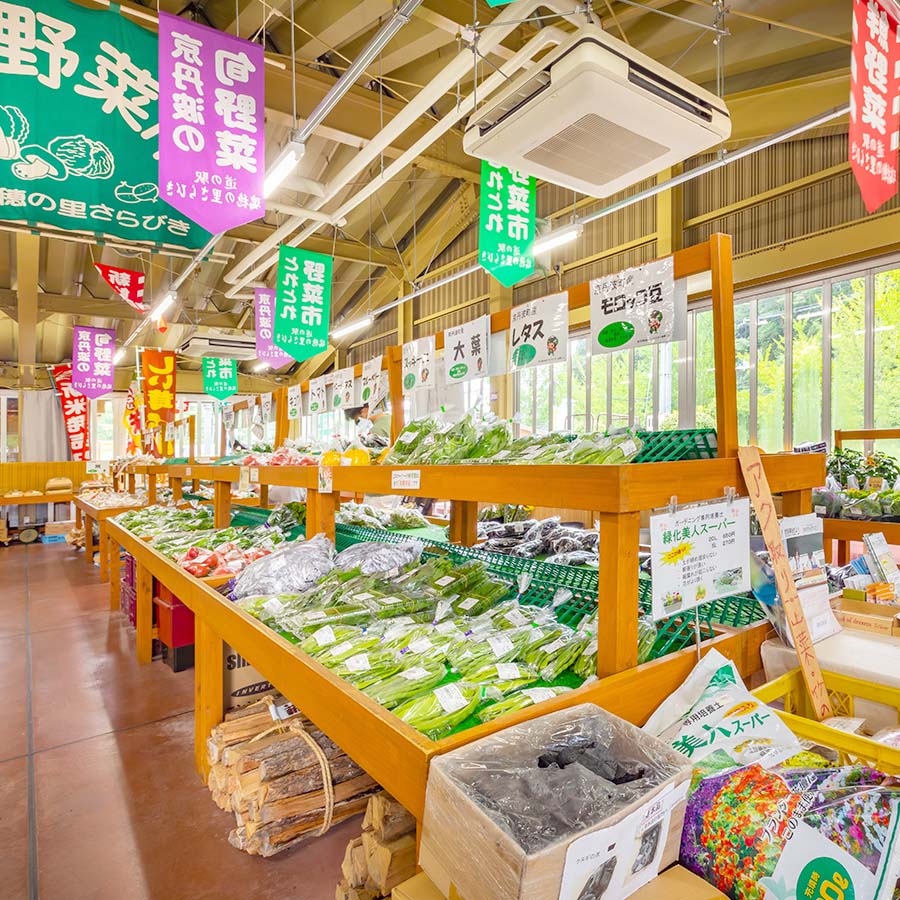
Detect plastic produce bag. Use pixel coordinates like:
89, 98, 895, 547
476, 685, 572, 724
231, 534, 334, 600
332, 540, 423, 575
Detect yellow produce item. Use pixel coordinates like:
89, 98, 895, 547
320, 450, 342, 466
343, 448, 371, 466
376, 447, 390, 465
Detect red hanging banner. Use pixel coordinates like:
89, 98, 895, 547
849, 0, 900, 213
140, 349, 177, 456
95, 264, 147, 313
51, 364, 91, 461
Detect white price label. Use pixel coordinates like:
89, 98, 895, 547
400, 666, 430, 681
353, 592, 374, 602
504, 609, 528, 627
487, 635, 514, 656
270, 701, 299, 721
434, 575, 456, 588
344, 653, 371, 673
239, 467, 250, 492
495, 663, 521, 680
408, 637, 434, 654
329, 640, 355, 658
397, 430, 417, 445
434, 683, 468, 714
262, 598, 284, 618
391, 469, 421, 490
539, 638, 566, 655
304, 611, 327, 622
249, 469, 260, 483
312, 625, 336, 647
185, 467, 192, 478
380, 596, 403, 605
458, 597, 480, 611
523, 687, 558, 704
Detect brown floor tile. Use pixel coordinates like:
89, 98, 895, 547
0, 756, 29, 898
35, 714, 358, 900
0, 590, 27, 638
0, 634, 28, 761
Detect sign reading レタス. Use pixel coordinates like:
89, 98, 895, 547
478, 161, 535, 287
273, 247, 332, 363
444, 315, 490, 384
509, 292, 569, 369
201, 357, 238, 400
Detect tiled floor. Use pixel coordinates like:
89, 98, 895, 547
2, 542, 358, 899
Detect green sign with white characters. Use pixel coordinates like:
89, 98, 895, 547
273, 245, 332, 364
478, 160, 535, 287
201, 357, 237, 400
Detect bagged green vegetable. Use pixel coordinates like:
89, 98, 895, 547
465, 661, 539, 698
476, 685, 572, 724
362, 659, 447, 710
394, 681, 483, 739
521, 626, 588, 680
300, 623, 369, 657
447, 628, 532, 676
384, 417, 437, 464
329, 648, 403, 690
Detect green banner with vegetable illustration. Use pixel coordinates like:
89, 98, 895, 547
0, 0, 209, 248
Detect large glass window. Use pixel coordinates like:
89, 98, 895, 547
694, 309, 717, 429
756, 295, 786, 451
2, 394, 19, 461
874, 268, 900, 458
791, 287, 823, 446
734, 303, 751, 444
831, 277, 866, 435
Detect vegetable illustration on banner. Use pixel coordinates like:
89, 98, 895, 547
201, 357, 237, 400
478, 161, 535, 287
509, 292, 569, 369
95, 264, 146, 312
444, 315, 490, 383
254, 288, 292, 366
361, 356, 384, 406
51, 364, 91, 460
141, 349, 177, 455
273, 246, 332, 363
286, 384, 301, 420
590, 258, 680, 352
401, 336, 434, 393
71, 326, 115, 399
308, 376, 326, 413
849, 0, 900, 213
0, 0, 208, 248
331, 367, 355, 410
158, 13, 265, 233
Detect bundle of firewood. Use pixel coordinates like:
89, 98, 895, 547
336, 791, 417, 900
206, 695, 378, 857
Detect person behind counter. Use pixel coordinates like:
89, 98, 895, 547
344, 404, 392, 442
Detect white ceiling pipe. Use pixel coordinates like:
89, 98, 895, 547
223, 0, 559, 287
266, 201, 347, 226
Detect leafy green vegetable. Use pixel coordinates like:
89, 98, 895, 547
394, 682, 483, 739
361, 659, 447, 709
464, 661, 539, 698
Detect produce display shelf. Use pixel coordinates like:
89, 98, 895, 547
822, 516, 900, 565
0, 492, 74, 505
633, 428, 718, 463
74, 495, 146, 583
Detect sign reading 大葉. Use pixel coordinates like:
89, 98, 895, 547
157, 13, 265, 233
273, 246, 332, 364
201, 357, 238, 400
0, 0, 208, 248
590, 258, 681, 352
71, 325, 115, 399
509, 292, 569, 370
478, 161, 535, 287
444, 315, 490, 384
254, 288, 292, 366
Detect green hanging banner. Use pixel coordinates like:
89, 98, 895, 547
485, 1, 518, 5
0, 0, 209, 249
477, 160, 535, 288
272, 246, 332, 364
201, 357, 238, 401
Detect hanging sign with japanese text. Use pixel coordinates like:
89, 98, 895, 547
95, 264, 146, 312
51, 364, 91, 461
201, 356, 237, 400
444, 315, 490, 384
254, 288, 292, 366
260, 391, 272, 422
849, 0, 900, 213
222, 403, 234, 429
71, 325, 115, 399
509, 292, 569, 370
0, 0, 209, 248
273, 246, 332, 363
308, 376, 326, 414
590, 258, 681, 352
331, 367, 355, 410
361, 356, 385, 406
649, 497, 751, 622
401, 336, 435, 394
478, 161, 536, 287
140, 349, 177, 455
158, 13, 265, 233
286, 384, 301, 420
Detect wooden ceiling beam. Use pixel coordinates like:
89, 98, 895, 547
15, 233, 39, 388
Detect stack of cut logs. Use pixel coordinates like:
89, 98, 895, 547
206, 695, 378, 857
336, 791, 417, 900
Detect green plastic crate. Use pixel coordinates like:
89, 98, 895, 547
701, 594, 765, 628
634, 428, 718, 463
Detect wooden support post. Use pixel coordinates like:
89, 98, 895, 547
172, 477, 183, 503
448, 501, 478, 546
128, 472, 136, 493
597, 511, 641, 677
147, 473, 157, 505
258, 483, 269, 507
194, 618, 224, 779
781, 489, 812, 517
306, 487, 320, 537
108, 532, 121, 611
318, 490, 337, 543
213, 481, 230, 529
74, 504, 82, 530
274, 386, 289, 447
84, 513, 94, 567
136, 562, 153, 664
188, 415, 197, 463
98, 518, 109, 582
710, 234, 739, 458
387, 346, 405, 443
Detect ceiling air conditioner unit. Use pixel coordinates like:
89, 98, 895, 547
464, 25, 731, 198
180, 331, 258, 360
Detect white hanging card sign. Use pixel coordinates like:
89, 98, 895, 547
331, 367, 355, 411
444, 315, 490, 384
260, 392, 273, 422
308, 376, 327, 414
361, 356, 383, 406
286, 384, 301, 420
401, 335, 435, 394
165, 421, 175, 443
509, 291, 569, 369
222, 403, 235, 429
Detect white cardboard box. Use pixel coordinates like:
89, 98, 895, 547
223, 644, 273, 709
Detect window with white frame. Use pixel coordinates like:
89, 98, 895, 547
0, 391, 19, 462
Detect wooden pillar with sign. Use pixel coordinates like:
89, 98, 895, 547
213, 480, 230, 529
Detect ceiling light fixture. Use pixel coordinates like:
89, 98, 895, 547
252, 361, 269, 373
151, 291, 175, 322
114, 348, 125, 365
263, 137, 306, 198
330, 316, 374, 340
532, 223, 582, 255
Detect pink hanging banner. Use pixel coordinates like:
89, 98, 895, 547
71, 326, 116, 400
255, 288, 292, 366
158, 13, 265, 233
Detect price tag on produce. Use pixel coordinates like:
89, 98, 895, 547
185, 467, 192, 478
249, 469, 260, 483
165, 422, 175, 442
391, 469, 421, 490
239, 467, 250, 493
318, 465, 333, 494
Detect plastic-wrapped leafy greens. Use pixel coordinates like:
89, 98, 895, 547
384, 417, 437, 464
362, 659, 448, 709
329, 648, 404, 690
231, 534, 334, 600
466, 418, 511, 460
465, 661, 539, 698
394, 681, 483, 739
300, 624, 370, 657
476, 685, 572, 724
332, 540, 423, 575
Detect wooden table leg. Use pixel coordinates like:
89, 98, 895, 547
194, 618, 224, 780
448, 500, 478, 546
258, 484, 269, 508
148, 475, 157, 505
172, 477, 183, 503
597, 511, 641, 677
837, 540, 850, 566
213, 481, 230, 528
128, 473, 135, 493
74, 504, 82, 530
99, 519, 109, 582
84, 514, 94, 567
108, 533, 121, 611
136, 563, 153, 664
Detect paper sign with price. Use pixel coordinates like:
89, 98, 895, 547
318, 466, 333, 494
391, 470, 421, 490
738, 446, 833, 720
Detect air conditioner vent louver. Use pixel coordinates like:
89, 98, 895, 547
523, 113, 670, 185
477, 71, 551, 135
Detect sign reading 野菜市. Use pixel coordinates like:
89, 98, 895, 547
590, 258, 680, 352
308, 376, 326, 413
444, 315, 490, 384
509, 292, 569, 370
141, 349, 177, 456
201, 357, 237, 400
0, 0, 209, 248
273, 247, 332, 363
286, 384, 301, 420
401, 336, 435, 394
95, 264, 146, 312
649, 497, 751, 621
71, 325, 115, 399
361, 356, 385, 406
51, 364, 91, 460
331, 367, 355, 410
478, 161, 536, 287
157, 13, 265, 233
254, 288, 292, 367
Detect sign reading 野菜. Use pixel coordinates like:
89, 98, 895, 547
401, 336, 435, 394
509, 292, 569, 369
649, 497, 751, 621
141, 349, 177, 456
444, 315, 490, 384
0, 0, 209, 248
95, 264, 146, 312
254, 288, 292, 367
51, 364, 91, 460
71, 325, 115, 399
273, 246, 332, 364
157, 13, 265, 233
201, 357, 238, 400
478, 161, 535, 287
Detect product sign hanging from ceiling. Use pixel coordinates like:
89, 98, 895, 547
509, 292, 569, 370
477, 161, 536, 287
401, 336, 435, 393
51, 364, 91, 461
361, 356, 385, 406
273, 246, 333, 364
157, 13, 265, 233
444, 315, 490, 384
331, 367, 355, 410
71, 325, 116, 399
94, 264, 146, 313
849, 0, 900, 213
307, 376, 326, 413
254, 288, 292, 366
140, 348, 177, 454
0, 0, 208, 248
201, 356, 238, 400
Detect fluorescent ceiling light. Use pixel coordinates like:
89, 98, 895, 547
331, 316, 373, 340
532, 224, 582, 256
113, 348, 125, 365
252, 361, 269, 372
264, 141, 305, 198
151, 292, 175, 321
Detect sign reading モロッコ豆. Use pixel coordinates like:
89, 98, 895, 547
0, 0, 208, 248
157, 13, 265, 233
273, 246, 332, 364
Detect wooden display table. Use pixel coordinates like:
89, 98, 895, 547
74, 497, 144, 582
0, 492, 74, 505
